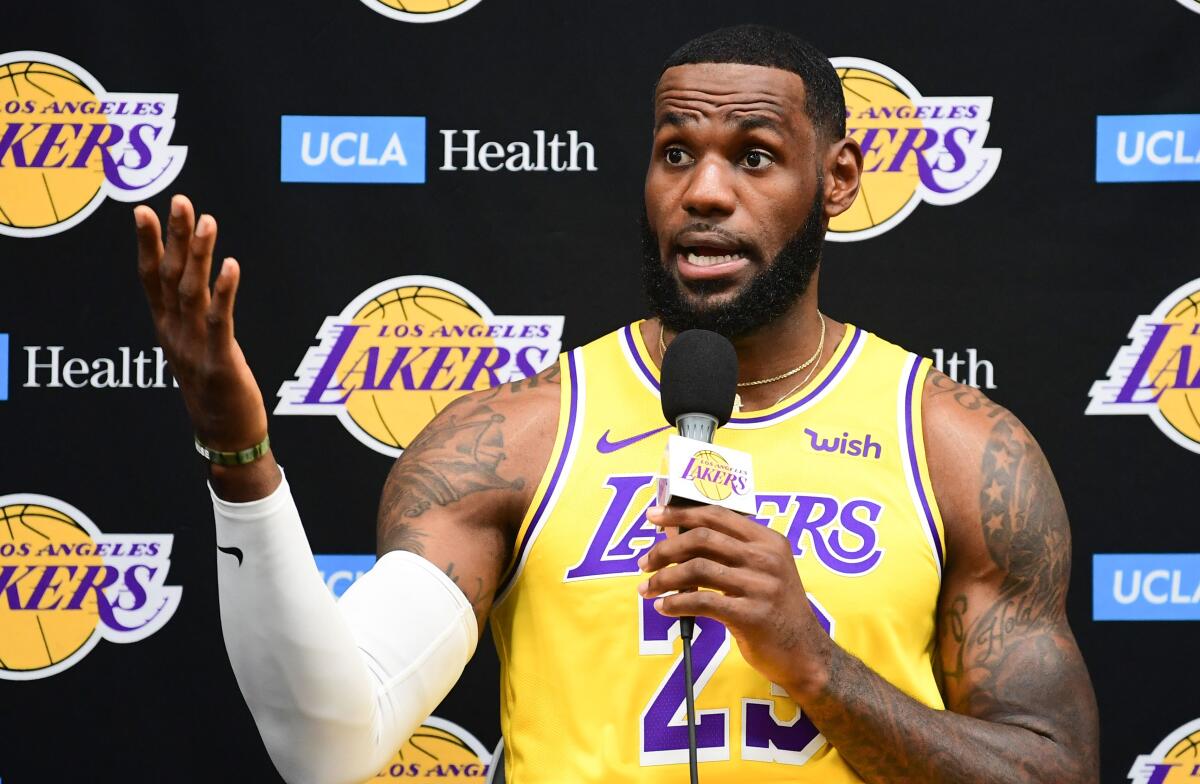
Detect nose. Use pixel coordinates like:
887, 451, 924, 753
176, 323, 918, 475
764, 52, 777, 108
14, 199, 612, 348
681, 156, 736, 218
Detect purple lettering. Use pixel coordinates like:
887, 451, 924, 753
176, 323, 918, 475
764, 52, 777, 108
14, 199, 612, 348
565, 475, 658, 579
1115, 324, 1175, 404
23, 565, 77, 610
459, 346, 510, 390
300, 324, 362, 404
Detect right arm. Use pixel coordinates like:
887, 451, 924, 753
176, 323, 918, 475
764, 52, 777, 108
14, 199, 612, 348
135, 196, 557, 783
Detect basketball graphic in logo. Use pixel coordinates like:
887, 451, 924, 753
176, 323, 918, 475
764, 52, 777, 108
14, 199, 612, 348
1088, 277, 1200, 454
277, 276, 564, 457
0, 52, 186, 238
0, 495, 181, 680
827, 57, 1000, 242
372, 716, 493, 780
1128, 717, 1200, 783
359, 0, 484, 23
687, 450, 735, 502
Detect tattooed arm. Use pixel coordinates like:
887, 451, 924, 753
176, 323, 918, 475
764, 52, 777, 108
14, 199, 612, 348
376, 363, 561, 633
786, 370, 1099, 783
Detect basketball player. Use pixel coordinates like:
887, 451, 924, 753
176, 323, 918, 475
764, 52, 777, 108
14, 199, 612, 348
135, 25, 1099, 784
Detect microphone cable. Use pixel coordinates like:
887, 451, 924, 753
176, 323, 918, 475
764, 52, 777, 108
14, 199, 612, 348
681, 616, 699, 784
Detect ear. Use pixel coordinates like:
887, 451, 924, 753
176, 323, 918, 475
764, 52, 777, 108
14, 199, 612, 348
822, 137, 863, 220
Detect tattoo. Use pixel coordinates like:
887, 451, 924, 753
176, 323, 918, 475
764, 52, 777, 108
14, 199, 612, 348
926, 369, 1004, 419
942, 415, 1070, 705
799, 379, 1096, 783
480, 361, 561, 401
443, 561, 495, 613
377, 397, 524, 553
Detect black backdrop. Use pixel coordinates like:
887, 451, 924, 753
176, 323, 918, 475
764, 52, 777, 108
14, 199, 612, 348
2, 1, 1198, 781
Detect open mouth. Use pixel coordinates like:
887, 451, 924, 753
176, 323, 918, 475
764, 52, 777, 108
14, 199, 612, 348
674, 241, 752, 280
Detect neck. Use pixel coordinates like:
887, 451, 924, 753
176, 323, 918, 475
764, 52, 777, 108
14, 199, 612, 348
644, 282, 846, 413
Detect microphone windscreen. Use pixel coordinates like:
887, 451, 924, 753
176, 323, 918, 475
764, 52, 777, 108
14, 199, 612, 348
660, 329, 739, 428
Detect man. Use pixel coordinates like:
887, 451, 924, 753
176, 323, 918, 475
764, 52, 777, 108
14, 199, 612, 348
135, 24, 1099, 784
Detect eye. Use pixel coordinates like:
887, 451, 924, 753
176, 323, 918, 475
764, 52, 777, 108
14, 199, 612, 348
741, 149, 774, 170
665, 147, 694, 166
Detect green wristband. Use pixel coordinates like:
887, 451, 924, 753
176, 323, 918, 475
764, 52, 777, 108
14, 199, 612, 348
194, 433, 271, 466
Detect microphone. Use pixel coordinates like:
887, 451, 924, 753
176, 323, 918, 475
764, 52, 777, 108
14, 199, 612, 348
656, 329, 754, 784
657, 329, 755, 514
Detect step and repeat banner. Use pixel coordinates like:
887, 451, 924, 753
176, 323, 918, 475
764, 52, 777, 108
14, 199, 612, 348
2, 1, 1198, 781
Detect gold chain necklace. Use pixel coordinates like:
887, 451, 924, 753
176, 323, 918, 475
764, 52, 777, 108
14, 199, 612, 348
770, 326, 825, 407
657, 312, 825, 387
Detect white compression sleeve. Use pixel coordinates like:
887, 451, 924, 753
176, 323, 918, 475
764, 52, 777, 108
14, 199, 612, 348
211, 471, 478, 784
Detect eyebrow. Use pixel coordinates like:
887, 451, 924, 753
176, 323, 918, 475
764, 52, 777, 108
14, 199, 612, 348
655, 111, 693, 132
653, 110, 786, 136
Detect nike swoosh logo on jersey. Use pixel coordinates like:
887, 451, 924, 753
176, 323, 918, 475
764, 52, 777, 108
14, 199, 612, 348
217, 545, 244, 567
596, 425, 671, 453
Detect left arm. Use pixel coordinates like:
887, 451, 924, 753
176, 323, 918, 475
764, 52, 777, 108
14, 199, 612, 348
640, 371, 1099, 783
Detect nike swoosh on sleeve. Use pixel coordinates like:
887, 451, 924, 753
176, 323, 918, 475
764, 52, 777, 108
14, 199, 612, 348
216, 545, 244, 567
596, 425, 671, 453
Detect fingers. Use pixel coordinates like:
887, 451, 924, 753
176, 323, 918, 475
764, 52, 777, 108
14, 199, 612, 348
653, 589, 738, 624
639, 557, 763, 599
207, 257, 240, 355
178, 213, 217, 324
134, 206, 165, 318
159, 194, 195, 314
647, 504, 759, 542
639, 525, 746, 573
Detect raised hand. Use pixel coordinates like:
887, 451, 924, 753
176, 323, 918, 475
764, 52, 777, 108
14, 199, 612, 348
135, 195, 279, 498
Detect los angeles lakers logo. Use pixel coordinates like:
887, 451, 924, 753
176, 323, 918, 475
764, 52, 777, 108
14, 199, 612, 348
276, 276, 564, 457
1174, 0, 1200, 15
359, 0, 484, 23
373, 716, 493, 780
0, 52, 186, 238
827, 58, 1001, 242
0, 494, 181, 680
682, 449, 745, 502
1128, 717, 1200, 783
1088, 278, 1200, 453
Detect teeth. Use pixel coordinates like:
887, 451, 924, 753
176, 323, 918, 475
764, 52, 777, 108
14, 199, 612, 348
685, 252, 743, 267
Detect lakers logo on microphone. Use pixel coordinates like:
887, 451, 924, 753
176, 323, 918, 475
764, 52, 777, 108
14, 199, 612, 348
359, 0, 484, 23
0, 494, 181, 680
276, 276, 563, 457
0, 52, 186, 238
1087, 277, 1200, 454
828, 58, 1000, 242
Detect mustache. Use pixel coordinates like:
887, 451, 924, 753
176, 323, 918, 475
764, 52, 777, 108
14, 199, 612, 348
669, 224, 759, 259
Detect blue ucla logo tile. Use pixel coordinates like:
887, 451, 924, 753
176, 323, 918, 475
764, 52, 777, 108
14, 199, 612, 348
1093, 553, 1200, 620
1096, 114, 1200, 183
280, 115, 426, 183
313, 554, 375, 598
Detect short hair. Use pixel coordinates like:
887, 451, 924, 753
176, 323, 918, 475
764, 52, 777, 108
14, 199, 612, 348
659, 24, 846, 144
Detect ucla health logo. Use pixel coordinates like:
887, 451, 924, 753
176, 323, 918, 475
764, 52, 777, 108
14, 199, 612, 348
0, 52, 186, 238
281, 116, 426, 183
360, 0, 483, 23
0, 494, 181, 680
1128, 717, 1200, 783
827, 58, 1000, 242
1094, 554, 1200, 621
1097, 115, 1200, 183
1087, 278, 1200, 452
277, 276, 563, 457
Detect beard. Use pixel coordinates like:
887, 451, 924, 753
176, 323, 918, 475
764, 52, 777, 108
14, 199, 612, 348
640, 186, 825, 340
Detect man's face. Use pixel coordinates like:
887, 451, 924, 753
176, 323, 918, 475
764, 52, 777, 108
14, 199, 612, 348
643, 62, 827, 337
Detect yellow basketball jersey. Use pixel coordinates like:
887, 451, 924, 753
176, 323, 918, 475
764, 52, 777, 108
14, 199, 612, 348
490, 322, 946, 783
